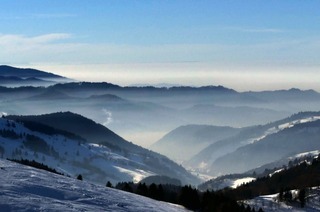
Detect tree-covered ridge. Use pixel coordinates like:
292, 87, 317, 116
222, 154, 320, 201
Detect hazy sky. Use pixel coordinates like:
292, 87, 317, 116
1, 1, 320, 91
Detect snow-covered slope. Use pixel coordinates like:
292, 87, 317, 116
210, 177, 256, 191
211, 118, 320, 175
199, 149, 320, 192
0, 115, 199, 185
244, 150, 320, 176
0, 159, 188, 212
189, 112, 320, 176
243, 187, 320, 212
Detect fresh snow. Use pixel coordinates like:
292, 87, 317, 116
269, 168, 285, 177
249, 116, 320, 144
0, 117, 156, 184
199, 177, 256, 191
195, 115, 320, 173
0, 159, 188, 212
231, 177, 256, 189
291, 150, 320, 160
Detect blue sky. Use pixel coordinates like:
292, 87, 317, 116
1, 1, 320, 90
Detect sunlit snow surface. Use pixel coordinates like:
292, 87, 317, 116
230, 177, 255, 189
0, 118, 155, 184
249, 116, 320, 144
196, 116, 320, 172
0, 159, 188, 212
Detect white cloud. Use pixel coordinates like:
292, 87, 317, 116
1, 32, 320, 91
1, 32, 319, 67
0, 33, 75, 62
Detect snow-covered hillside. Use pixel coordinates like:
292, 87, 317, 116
248, 116, 320, 145
198, 114, 320, 176
189, 113, 320, 175
199, 149, 320, 192
0, 116, 197, 185
0, 159, 188, 211
243, 187, 320, 212
198, 175, 256, 191
0, 117, 152, 184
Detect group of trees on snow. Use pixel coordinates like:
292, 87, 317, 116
220, 154, 320, 208
8, 158, 64, 176
278, 188, 306, 208
110, 181, 260, 211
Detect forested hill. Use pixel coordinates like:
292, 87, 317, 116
223, 154, 320, 201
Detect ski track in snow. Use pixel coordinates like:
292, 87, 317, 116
0, 159, 188, 212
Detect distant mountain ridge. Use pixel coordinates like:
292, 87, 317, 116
0, 75, 54, 83
151, 125, 241, 162
1, 65, 320, 150
0, 65, 71, 87
0, 65, 64, 79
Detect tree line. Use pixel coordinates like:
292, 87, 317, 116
108, 181, 261, 212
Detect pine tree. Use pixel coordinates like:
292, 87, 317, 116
122, 182, 133, 193
148, 183, 159, 199
278, 188, 284, 202
77, 174, 83, 181
106, 181, 113, 188
137, 183, 148, 196
283, 190, 292, 202
178, 185, 200, 210
298, 188, 306, 208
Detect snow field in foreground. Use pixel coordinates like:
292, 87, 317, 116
0, 159, 188, 212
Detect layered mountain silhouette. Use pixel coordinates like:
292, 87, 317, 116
151, 125, 241, 162
0, 65, 70, 87
0, 65, 64, 79
1, 66, 320, 164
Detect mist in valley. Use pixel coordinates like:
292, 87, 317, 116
2, 78, 320, 178
2, 1, 320, 211
2, 83, 320, 148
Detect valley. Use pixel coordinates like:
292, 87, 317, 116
1, 65, 320, 211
